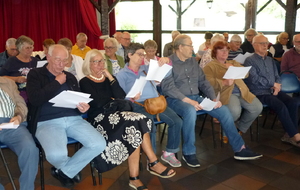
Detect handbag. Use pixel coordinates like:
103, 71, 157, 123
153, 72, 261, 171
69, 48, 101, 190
103, 99, 133, 114
134, 71, 167, 121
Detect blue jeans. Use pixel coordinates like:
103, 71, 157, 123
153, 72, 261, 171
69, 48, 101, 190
0, 118, 39, 190
36, 116, 106, 178
225, 94, 262, 133
133, 103, 182, 154
257, 92, 299, 137
167, 95, 245, 155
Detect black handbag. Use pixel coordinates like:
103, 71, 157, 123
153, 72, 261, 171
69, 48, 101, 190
103, 99, 133, 114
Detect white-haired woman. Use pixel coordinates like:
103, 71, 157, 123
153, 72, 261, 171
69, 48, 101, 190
80, 49, 175, 190
104, 37, 125, 75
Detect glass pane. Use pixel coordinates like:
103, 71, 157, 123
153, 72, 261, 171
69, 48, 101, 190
115, 1, 153, 30
256, 0, 285, 31
162, 0, 246, 31
296, 9, 300, 32
130, 33, 153, 46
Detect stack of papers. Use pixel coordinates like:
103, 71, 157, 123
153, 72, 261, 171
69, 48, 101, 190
200, 98, 217, 111
223, 66, 251, 79
0, 122, 19, 129
37, 60, 48, 68
49, 90, 93, 108
233, 52, 253, 64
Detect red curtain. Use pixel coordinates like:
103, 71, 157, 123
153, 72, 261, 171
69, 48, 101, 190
0, 0, 103, 52
108, 0, 116, 37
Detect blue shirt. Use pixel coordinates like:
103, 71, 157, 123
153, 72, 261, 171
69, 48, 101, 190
244, 53, 280, 96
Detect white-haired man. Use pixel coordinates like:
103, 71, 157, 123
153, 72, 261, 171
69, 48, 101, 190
0, 38, 18, 68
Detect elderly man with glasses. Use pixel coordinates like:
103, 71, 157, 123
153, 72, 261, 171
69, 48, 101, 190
0, 38, 18, 68
228, 34, 243, 60
116, 32, 131, 59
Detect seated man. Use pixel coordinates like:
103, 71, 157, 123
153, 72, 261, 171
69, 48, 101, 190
269, 32, 293, 62
281, 34, 300, 78
244, 34, 300, 147
0, 38, 18, 68
26, 44, 106, 188
71, 33, 91, 59
0, 76, 39, 190
161, 34, 262, 168
228, 34, 243, 60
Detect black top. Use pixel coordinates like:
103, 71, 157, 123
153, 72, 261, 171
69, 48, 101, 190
241, 40, 254, 54
79, 77, 126, 120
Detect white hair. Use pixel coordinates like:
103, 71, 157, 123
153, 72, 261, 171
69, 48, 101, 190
211, 33, 225, 45
6, 38, 16, 46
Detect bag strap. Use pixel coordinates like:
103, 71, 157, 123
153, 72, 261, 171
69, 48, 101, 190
143, 70, 161, 96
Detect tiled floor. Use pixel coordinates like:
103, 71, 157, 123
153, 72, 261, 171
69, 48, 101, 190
1, 112, 300, 190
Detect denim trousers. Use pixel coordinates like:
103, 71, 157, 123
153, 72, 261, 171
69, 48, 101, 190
225, 94, 263, 133
0, 118, 39, 190
36, 116, 106, 178
167, 95, 245, 155
257, 92, 299, 137
132, 103, 182, 154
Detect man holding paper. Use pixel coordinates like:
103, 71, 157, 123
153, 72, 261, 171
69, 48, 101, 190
244, 34, 300, 147
203, 41, 262, 140
161, 34, 262, 167
0, 76, 39, 190
26, 44, 106, 188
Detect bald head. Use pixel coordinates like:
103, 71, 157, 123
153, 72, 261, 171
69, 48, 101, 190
293, 34, 300, 52
114, 32, 122, 43
252, 35, 269, 56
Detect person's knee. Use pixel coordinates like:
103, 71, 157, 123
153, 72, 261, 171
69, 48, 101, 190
45, 150, 67, 164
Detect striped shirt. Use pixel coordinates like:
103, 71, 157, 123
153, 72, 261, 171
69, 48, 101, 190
228, 48, 243, 60
0, 88, 15, 118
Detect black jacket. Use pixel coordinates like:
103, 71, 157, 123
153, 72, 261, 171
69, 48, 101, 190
26, 64, 80, 134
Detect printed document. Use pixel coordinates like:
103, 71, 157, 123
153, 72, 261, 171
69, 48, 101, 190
49, 90, 93, 109
146, 59, 172, 82
0, 122, 19, 129
126, 76, 147, 98
223, 66, 251, 79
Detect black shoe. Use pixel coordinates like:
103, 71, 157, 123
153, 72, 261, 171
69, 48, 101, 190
51, 167, 74, 188
234, 147, 263, 160
72, 172, 82, 183
182, 154, 200, 167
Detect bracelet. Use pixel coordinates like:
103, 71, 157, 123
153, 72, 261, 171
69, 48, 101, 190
110, 79, 116, 85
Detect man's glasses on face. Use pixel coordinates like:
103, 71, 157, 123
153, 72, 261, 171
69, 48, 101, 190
54, 57, 68, 63
255, 42, 269, 46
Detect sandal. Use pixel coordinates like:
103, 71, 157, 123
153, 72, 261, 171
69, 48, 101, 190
147, 160, 176, 178
129, 176, 147, 190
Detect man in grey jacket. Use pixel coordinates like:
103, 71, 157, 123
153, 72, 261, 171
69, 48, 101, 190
161, 34, 262, 167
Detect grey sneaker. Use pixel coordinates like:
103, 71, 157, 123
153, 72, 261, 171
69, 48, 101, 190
281, 133, 290, 143
161, 151, 181, 167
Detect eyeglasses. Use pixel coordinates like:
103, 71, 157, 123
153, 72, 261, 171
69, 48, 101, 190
281, 38, 289, 41
294, 41, 300, 44
135, 52, 146, 57
255, 42, 269, 45
104, 46, 116, 50
90, 59, 106, 65
9, 48, 18, 51
218, 49, 230, 53
54, 57, 68, 63
231, 41, 242, 44
182, 44, 193, 48
122, 38, 131, 41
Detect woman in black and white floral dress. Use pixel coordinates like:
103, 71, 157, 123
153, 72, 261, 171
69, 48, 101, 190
80, 49, 175, 190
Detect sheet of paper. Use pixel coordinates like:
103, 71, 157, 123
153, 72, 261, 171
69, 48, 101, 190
37, 60, 48, 68
0, 122, 19, 129
200, 98, 217, 111
126, 76, 147, 98
145, 59, 172, 82
49, 90, 93, 109
233, 52, 253, 64
223, 66, 252, 79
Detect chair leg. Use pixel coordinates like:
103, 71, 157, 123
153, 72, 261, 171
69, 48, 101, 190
98, 172, 102, 185
0, 148, 16, 190
271, 114, 278, 129
90, 161, 97, 186
37, 144, 45, 190
211, 117, 216, 148
199, 114, 208, 136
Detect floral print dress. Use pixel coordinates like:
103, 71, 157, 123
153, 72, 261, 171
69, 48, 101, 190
79, 77, 151, 173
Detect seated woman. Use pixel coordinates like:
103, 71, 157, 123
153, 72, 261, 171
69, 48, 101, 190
116, 43, 183, 168
203, 41, 263, 139
104, 37, 125, 75
57, 38, 85, 81
269, 32, 293, 62
0, 35, 38, 102
142, 40, 159, 65
35, 38, 55, 60
80, 49, 175, 190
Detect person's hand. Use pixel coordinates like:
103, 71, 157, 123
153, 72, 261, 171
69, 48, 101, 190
183, 97, 203, 111
10, 115, 22, 125
131, 92, 141, 101
274, 82, 281, 90
16, 76, 26, 83
101, 69, 114, 81
158, 57, 170, 66
55, 72, 66, 84
213, 101, 222, 109
77, 102, 90, 113
223, 79, 234, 86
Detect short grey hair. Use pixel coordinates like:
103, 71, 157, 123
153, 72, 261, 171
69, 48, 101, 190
252, 34, 268, 44
171, 30, 181, 38
173, 34, 190, 50
76, 32, 87, 40
211, 33, 225, 45
104, 38, 118, 48
230, 34, 242, 42
48, 44, 69, 57
82, 49, 107, 76
124, 43, 144, 63
6, 38, 16, 47
244, 28, 258, 37
16, 35, 34, 51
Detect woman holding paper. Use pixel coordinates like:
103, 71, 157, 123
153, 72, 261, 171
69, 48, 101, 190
203, 41, 262, 139
116, 43, 183, 168
80, 49, 175, 190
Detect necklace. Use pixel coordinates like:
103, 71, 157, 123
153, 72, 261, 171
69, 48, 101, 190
89, 74, 104, 81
